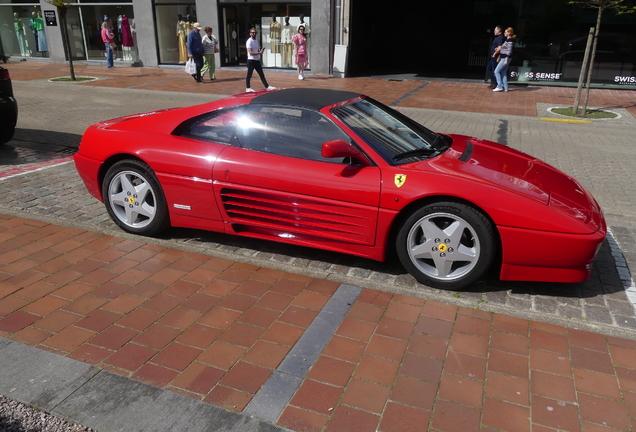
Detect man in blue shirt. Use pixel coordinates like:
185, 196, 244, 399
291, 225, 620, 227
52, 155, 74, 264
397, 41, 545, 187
187, 22, 204, 83
486, 26, 504, 89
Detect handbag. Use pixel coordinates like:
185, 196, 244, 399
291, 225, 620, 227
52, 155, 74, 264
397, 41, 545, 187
109, 42, 117, 50
184, 58, 196, 74
495, 54, 501, 63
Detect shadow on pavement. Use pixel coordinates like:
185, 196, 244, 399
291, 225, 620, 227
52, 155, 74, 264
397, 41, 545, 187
0, 129, 79, 167
161, 226, 624, 301
11, 128, 82, 149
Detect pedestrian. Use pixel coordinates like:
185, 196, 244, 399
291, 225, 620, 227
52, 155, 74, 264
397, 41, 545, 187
245, 28, 276, 92
187, 22, 204, 83
101, 22, 115, 68
486, 26, 504, 89
201, 26, 219, 81
493, 27, 516, 92
292, 24, 308, 80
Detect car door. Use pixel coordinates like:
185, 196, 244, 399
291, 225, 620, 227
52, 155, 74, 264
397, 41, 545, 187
212, 105, 382, 248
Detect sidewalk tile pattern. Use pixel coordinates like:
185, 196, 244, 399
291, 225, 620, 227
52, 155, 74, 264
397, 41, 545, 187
2, 214, 636, 431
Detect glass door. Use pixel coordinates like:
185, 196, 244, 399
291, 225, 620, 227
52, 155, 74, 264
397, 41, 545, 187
219, 5, 241, 66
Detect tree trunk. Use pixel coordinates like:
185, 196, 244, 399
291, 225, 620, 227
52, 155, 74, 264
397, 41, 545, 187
572, 27, 594, 115
58, 8, 76, 80
581, 7, 603, 116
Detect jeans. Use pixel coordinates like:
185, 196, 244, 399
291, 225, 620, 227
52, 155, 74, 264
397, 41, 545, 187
105, 43, 114, 68
494, 57, 511, 90
246, 59, 269, 89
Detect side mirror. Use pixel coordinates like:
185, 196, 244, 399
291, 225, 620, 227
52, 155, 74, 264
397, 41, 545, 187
321, 139, 371, 166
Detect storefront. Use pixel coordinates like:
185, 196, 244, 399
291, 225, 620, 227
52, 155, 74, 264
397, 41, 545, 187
152, 0, 195, 64
215, 2, 311, 69
1, 0, 139, 64
62, 0, 138, 63
0, 1, 50, 59
348, 0, 636, 88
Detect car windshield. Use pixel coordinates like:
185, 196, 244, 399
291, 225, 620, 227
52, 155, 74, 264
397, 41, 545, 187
331, 98, 450, 165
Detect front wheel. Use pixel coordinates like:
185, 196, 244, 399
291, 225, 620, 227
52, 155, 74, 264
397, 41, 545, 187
396, 202, 496, 289
102, 159, 169, 236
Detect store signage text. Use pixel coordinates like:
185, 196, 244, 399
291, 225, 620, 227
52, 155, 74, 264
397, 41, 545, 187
614, 76, 636, 84
511, 71, 563, 81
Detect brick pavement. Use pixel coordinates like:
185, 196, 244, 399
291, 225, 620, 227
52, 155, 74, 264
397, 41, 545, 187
2, 60, 636, 431
2, 215, 636, 432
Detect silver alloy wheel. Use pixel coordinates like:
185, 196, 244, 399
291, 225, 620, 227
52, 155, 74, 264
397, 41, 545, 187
406, 212, 480, 282
107, 170, 157, 229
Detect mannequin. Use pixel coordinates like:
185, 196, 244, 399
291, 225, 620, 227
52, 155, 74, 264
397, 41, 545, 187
281, 17, 293, 66
185, 14, 193, 34
14, 13, 29, 57
34, 11, 47, 54
299, 14, 309, 35
29, 12, 39, 54
177, 14, 187, 63
121, 15, 134, 61
270, 13, 281, 54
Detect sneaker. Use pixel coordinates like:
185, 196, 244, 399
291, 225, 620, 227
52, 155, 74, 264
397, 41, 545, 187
266, 86, 277, 91
298, 74, 303, 80
192, 75, 198, 82
246, 88, 256, 92
493, 87, 503, 92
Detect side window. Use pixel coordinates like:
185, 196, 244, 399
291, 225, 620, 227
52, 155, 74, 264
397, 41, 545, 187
174, 106, 244, 145
236, 106, 350, 163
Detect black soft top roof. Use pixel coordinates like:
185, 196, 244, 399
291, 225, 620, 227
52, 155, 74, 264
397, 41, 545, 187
250, 88, 362, 111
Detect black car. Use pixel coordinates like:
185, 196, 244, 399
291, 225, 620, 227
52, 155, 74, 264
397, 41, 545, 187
0, 65, 18, 144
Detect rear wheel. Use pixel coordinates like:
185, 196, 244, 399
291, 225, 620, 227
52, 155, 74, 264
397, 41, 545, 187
102, 159, 169, 236
396, 202, 496, 289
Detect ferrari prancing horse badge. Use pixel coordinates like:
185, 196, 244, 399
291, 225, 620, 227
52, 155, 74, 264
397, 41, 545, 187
394, 174, 407, 188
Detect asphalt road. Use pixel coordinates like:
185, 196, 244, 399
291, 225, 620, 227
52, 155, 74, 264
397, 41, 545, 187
2, 81, 636, 339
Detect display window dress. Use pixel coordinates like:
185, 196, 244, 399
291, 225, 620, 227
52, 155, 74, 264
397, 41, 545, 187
292, 33, 308, 68
33, 16, 47, 52
121, 16, 134, 47
270, 20, 281, 53
14, 18, 29, 56
281, 25, 293, 66
177, 20, 187, 63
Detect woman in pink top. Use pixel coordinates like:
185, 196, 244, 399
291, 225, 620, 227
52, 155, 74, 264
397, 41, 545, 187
101, 22, 115, 68
292, 25, 308, 80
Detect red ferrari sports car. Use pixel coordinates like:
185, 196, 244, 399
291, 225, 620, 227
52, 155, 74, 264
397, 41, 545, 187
74, 88, 606, 289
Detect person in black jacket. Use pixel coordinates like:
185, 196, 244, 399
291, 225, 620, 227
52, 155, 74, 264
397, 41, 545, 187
486, 26, 504, 89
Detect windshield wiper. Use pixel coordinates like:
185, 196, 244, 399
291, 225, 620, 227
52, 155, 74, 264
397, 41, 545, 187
433, 133, 452, 150
392, 147, 436, 161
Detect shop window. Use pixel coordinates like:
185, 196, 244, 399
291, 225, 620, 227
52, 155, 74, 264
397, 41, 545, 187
0, 6, 49, 59
155, 4, 196, 64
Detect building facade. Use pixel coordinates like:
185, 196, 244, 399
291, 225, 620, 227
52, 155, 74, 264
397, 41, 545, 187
1, 0, 635, 88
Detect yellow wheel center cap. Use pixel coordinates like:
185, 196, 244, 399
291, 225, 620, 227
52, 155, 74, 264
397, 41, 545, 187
438, 244, 448, 252
127, 197, 136, 204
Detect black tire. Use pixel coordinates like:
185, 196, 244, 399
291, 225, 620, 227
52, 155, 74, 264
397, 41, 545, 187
396, 202, 496, 289
0, 126, 15, 144
102, 159, 169, 236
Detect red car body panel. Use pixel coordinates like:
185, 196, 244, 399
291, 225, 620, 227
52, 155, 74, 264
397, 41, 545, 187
74, 90, 606, 285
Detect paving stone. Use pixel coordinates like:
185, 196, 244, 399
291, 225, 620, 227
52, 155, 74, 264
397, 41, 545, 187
2, 79, 636, 337
584, 305, 614, 325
